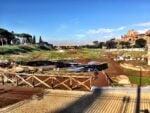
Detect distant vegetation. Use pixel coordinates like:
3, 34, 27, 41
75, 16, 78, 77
0, 28, 54, 50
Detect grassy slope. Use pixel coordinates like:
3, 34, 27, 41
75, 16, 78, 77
0, 45, 39, 61
123, 68, 150, 85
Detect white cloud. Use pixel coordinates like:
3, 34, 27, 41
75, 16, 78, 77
71, 26, 126, 44
86, 26, 126, 35
137, 28, 150, 33
117, 26, 126, 30
87, 28, 113, 34
53, 26, 126, 45
135, 22, 150, 27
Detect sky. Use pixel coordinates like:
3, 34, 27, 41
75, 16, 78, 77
1, 0, 150, 45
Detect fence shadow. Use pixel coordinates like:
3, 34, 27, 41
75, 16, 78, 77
136, 86, 141, 113
54, 89, 102, 113
136, 85, 150, 113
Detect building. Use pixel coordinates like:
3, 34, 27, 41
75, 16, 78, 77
0, 28, 15, 45
14, 36, 29, 45
119, 29, 149, 46
145, 30, 150, 65
120, 29, 150, 65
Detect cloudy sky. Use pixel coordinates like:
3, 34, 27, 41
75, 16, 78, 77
1, 0, 150, 45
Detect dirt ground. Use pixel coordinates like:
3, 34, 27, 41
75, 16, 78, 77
75, 58, 124, 77
0, 85, 43, 108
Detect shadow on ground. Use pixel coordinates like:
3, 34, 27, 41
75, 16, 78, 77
53, 89, 102, 113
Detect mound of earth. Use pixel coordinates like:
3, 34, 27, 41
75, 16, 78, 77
113, 75, 131, 85
75, 59, 91, 64
104, 59, 124, 76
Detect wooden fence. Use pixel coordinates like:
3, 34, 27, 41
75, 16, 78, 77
0, 73, 92, 91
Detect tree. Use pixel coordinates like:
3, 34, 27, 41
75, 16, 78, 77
106, 38, 117, 49
93, 41, 99, 45
92, 41, 105, 48
98, 42, 105, 48
134, 38, 146, 48
119, 41, 131, 48
32, 35, 36, 44
92, 41, 99, 48
0, 28, 15, 45
15, 33, 32, 43
39, 36, 43, 44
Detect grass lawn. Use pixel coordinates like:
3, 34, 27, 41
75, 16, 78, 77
123, 68, 150, 85
123, 68, 140, 76
0, 45, 38, 54
0, 45, 146, 61
128, 76, 150, 86
0, 46, 105, 61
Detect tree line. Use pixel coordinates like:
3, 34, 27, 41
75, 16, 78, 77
0, 27, 147, 49
0, 28, 46, 45
83, 38, 147, 49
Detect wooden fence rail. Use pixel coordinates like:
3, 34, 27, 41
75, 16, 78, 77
0, 73, 92, 91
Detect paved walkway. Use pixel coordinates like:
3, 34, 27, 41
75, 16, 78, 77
1, 88, 150, 113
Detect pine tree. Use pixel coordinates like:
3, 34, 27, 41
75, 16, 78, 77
32, 35, 36, 44
39, 36, 42, 44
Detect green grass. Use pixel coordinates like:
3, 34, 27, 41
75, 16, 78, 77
0, 45, 21, 51
0, 45, 38, 54
69, 48, 104, 59
0, 45, 41, 61
123, 68, 140, 76
0, 46, 104, 60
123, 68, 150, 85
0, 46, 147, 62
0, 45, 147, 62
128, 76, 150, 86
47, 51, 70, 60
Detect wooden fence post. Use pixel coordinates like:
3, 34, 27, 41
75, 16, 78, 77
16, 76, 19, 86
32, 75, 35, 87
69, 77, 72, 90
51, 77, 54, 88
1, 74, 4, 85
90, 77, 92, 89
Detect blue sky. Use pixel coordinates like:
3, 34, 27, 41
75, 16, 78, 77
1, 0, 150, 45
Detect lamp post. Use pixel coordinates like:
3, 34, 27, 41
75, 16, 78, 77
136, 66, 142, 86
139, 66, 142, 86
135, 66, 142, 113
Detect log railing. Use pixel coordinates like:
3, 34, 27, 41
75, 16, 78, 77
0, 73, 92, 91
